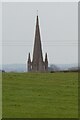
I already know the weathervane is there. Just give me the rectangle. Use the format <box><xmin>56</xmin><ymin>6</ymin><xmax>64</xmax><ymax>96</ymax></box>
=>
<box><xmin>37</xmin><ymin>10</ymin><xmax>38</xmax><ymax>16</ymax></box>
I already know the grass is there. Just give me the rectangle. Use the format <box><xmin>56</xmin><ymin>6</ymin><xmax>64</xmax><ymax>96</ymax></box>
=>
<box><xmin>0</xmin><ymin>73</ymin><xmax>2</xmax><ymax>119</ymax></box>
<box><xmin>2</xmin><ymin>72</ymin><xmax>78</xmax><ymax>118</ymax></box>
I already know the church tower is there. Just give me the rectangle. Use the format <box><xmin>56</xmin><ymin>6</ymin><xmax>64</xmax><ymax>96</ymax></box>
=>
<box><xmin>27</xmin><ymin>15</ymin><xmax>48</xmax><ymax>72</ymax></box>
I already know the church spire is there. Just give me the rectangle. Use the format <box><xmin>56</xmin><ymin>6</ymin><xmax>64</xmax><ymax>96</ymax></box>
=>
<box><xmin>32</xmin><ymin>15</ymin><xmax>44</xmax><ymax>71</ymax></box>
<box><xmin>32</xmin><ymin>15</ymin><xmax>43</xmax><ymax>63</ymax></box>
<box><xmin>27</xmin><ymin>14</ymin><xmax>48</xmax><ymax>72</ymax></box>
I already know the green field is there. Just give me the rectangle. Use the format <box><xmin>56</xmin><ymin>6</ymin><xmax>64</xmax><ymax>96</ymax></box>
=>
<box><xmin>0</xmin><ymin>73</ymin><xmax>2</xmax><ymax>119</ymax></box>
<box><xmin>2</xmin><ymin>72</ymin><xmax>78</xmax><ymax>118</ymax></box>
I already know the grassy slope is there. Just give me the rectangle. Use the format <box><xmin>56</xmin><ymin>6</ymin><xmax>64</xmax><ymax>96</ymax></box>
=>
<box><xmin>2</xmin><ymin>72</ymin><xmax>78</xmax><ymax>118</ymax></box>
<box><xmin>0</xmin><ymin>73</ymin><xmax>2</xmax><ymax>119</ymax></box>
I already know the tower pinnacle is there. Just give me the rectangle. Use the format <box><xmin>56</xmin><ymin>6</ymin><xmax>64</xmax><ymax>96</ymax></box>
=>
<box><xmin>45</xmin><ymin>53</ymin><xmax>48</xmax><ymax>71</ymax></box>
<box><xmin>27</xmin><ymin>53</ymin><xmax>31</xmax><ymax>72</ymax></box>
<box><xmin>45</xmin><ymin>53</ymin><xmax>48</xmax><ymax>62</ymax></box>
<box><xmin>28</xmin><ymin>53</ymin><xmax>31</xmax><ymax>62</ymax></box>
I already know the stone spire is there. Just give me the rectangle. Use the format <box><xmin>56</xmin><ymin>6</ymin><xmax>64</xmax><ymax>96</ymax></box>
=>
<box><xmin>27</xmin><ymin>15</ymin><xmax>48</xmax><ymax>72</ymax></box>
<box><xmin>32</xmin><ymin>15</ymin><xmax>44</xmax><ymax>71</ymax></box>
<box><xmin>33</xmin><ymin>15</ymin><xmax>43</xmax><ymax>62</ymax></box>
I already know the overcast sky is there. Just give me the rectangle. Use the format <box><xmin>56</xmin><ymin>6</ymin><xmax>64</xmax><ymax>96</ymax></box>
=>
<box><xmin>2</xmin><ymin>2</ymin><xmax>78</xmax><ymax>65</ymax></box>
